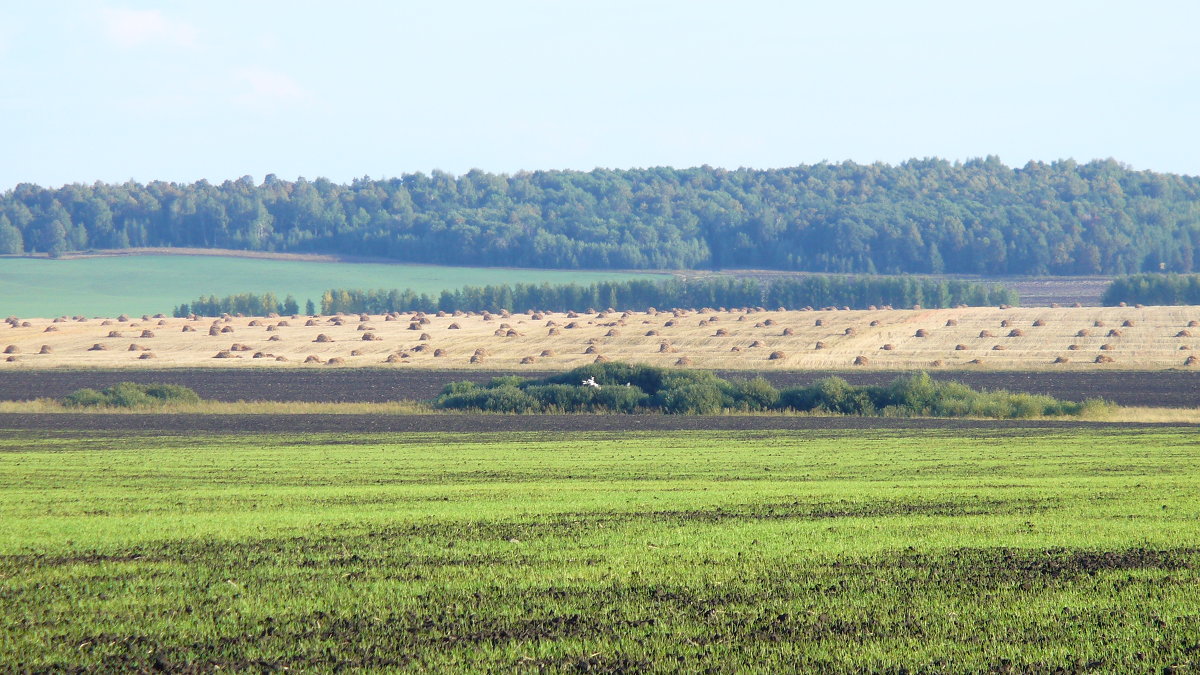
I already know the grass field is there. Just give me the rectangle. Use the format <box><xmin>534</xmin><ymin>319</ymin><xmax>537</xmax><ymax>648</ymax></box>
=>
<box><xmin>2</xmin><ymin>427</ymin><xmax>1198</xmax><ymax>671</ymax></box>
<box><xmin>0</xmin><ymin>254</ymin><xmax>665</xmax><ymax>318</ymax></box>
<box><xmin>5</xmin><ymin>304</ymin><xmax>1200</xmax><ymax>371</ymax></box>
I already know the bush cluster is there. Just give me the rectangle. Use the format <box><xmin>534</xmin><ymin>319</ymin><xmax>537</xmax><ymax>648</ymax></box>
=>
<box><xmin>1102</xmin><ymin>273</ymin><xmax>1200</xmax><ymax>306</ymax></box>
<box><xmin>433</xmin><ymin>363</ymin><xmax>1105</xmax><ymax>418</ymax></box>
<box><xmin>61</xmin><ymin>382</ymin><xmax>202</xmax><ymax>408</ymax></box>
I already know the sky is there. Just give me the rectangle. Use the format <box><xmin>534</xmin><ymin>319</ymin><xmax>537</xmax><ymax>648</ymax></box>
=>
<box><xmin>1</xmin><ymin>0</ymin><xmax>1198</xmax><ymax>189</ymax></box>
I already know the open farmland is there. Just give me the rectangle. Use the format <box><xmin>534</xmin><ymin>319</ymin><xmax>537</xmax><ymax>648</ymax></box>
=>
<box><xmin>0</xmin><ymin>253</ymin><xmax>665</xmax><ymax>318</ymax></box>
<box><xmin>2</xmin><ymin>427</ymin><xmax>1198</xmax><ymax>671</ymax></box>
<box><xmin>5</xmin><ymin>305</ymin><xmax>1200</xmax><ymax>371</ymax></box>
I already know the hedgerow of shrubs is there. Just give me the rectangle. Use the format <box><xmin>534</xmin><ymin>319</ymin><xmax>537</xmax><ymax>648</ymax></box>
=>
<box><xmin>61</xmin><ymin>382</ymin><xmax>202</xmax><ymax>408</ymax></box>
<box><xmin>433</xmin><ymin>363</ymin><xmax>1107</xmax><ymax>418</ymax></box>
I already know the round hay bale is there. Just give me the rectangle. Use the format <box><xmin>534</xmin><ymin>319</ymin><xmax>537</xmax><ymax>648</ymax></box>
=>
<box><xmin>1095</xmin><ymin>355</ymin><xmax>1114</xmax><ymax>364</ymax></box>
<box><xmin>945</xmin><ymin>319</ymin><xmax>958</xmax><ymax>326</ymax></box>
<box><xmin>768</xmin><ymin>351</ymin><xmax>786</xmax><ymax>360</ymax></box>
<box><xmin>1032</xmin><ymin>319</ymin><xmax>1047</xmax><ymax>327</ymax></box>
<box><xmin>1076</xmin><ymin>329</ymin><xmax>1090</xmax><ymax>337</ymax></box>
<box><xmin>138</xmin><ymin>352</ymin><xmax>156</xmax><ymax>360</ymax></box>
<box><xmin>43</xmin><ymin>325</ymin><xmax>57</xmax><ymax>333</ymax></box>
<box><xmin>140</xmin><ymin>330</ymin><xmax>154</xmax><ymax>338</ymax></box>
<box><xmin>220</xmin><ymin>326</ymin><xmax>234</xmax><ymax>334</ymax></box>
<box><xmin>955</xmin><ymin>344</ymin><xmax>967</xmax><ymax>351</ymax></box>
<box><xmin>520</xmin><ymin>355</ymin><xmax>536</xmax><ymax>364</ymax></box>
<box><xmin>1100</xmin><ymin>343</ymin><xmax>1114</xmax><ymax>351</ymax></box>
<box><xmin>992</xmin><ymin>344</ymin><xmax>1006</xmax><ymax>351</ymax></box>
<box><xmin>313</xmin><ymin>334</ymin><xmax>333</xmax><ymax>343</ymax></box>
<box><xmin>674</xmin><ymin>357</ymin><xmax>692</xmax><ymax>366</ymax></box>
<box><xmin>1107</xmin><ymin>329</ymin><xmax>1122</xmax><ymax>337</ymax></box>
<box><xmin>749</xmin><ymin>340</ymin><xmax>766</xmax><ymax>348</ymax></box>
<box><xmin>853</xmin><ymin>355</ymin><xmax>869</xmax><ymax>366</ymax></box>
<box><xmin>781</xmin><ymin>327</ymin><xmax>794</xmax><ymax>336</ymax></box>
<box><xmin>434</xmin><ymin>349</ymin><xmax>447</xmax><ymax>357</ymax></box>
<box><xmin>213</xmin><ymin>350</ymin><xmax>235</xmax><ymax>359</ymax></box>
<box><xmin>303</xmin><ymin>355</ymin><xmax>322</xmax><ymax>364</ymax></box>
<box><xmin>326</xmin><ymin>357</ymin><xmax>345</xmax><ymax>365</ymax></box>
<box><xmin>107</xmin><ymin>331</ymin><xmax>122</xmax><ymax>338</ymax></box>
<box><xmin>2</xmin><ymin>345</ymin><xmax>16</xmax><ymax>354</ymax></box>
<box><xmin>88</xmin><ymin>343</ymin><xmax>107</xmax><ymax>351</ymax></box>
<box><xmin>38</xmin><ymin>345</ymin><xmax>51</xmax><ymax>354</ymax></box>
<box><xmin>1185</xmin><ymin>355</ymin><xmax>1199</xmax><ymax>366</ymax></box>
<box><xmin>914</xmin><ymin>329</ymin><xmax>928</xmax><ymax>338</ymax></box>
<box><xmin>880</xmin><ymin>344</ymin><xmax>895</xmax><ymax>351</ymax></box>
<box><xmin>1053</xmin><ymin>356</ymin><xmax>1070</xmax><ymax>364</ymax></box>
<box><xmin>712</xmin><ymin>328</ymin><xmax>728</xmax><ymax>337</ymax></box>
<box><xmin>183</xmin><ymin>325</ymin><xmax>196</xmax><ymax>333</ymax></box>
<box><xmin>267</xmin><ymin>335</ymin><xmax>281</xmax><ymax>342</ymax></box>
<box><xmin>814</xmin><ymin>341</ymin><xmax>825</xmax><ymax>350</ymax></box>
<box><xmin>584</xmin><ymin>345</ymin><xmax>599</xmax><ymax>354</ymax></box>
<box><xmin>978</xmin><ymin>330</ymin><xmax>994</xmax><ymax>338</ymax></box>
<box><xmin>1122</xmin><ymin>320</ymin><xmax>1135</xmax><ymax>327</ymax></box>
<box><xmin>1007</xmin><ymin>329</ymin><xmax>1024</xmax><ymax>337</ymax></box>
<box><xmin>1068</xmin><ymin>344</ymin><xmax>1080</xmax><ymax>351</ymax></box>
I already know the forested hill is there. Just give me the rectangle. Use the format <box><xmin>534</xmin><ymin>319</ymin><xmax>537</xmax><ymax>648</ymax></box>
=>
<box><xmin>3</xmin><ymin>158</ymin><xmax>1199</xmax><ymax>275</ymax></box>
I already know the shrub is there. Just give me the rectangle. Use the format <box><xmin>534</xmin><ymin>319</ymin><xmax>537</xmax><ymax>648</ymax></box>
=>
<box><xmin>61</xmin><ymin>382</ymin><xmax>201</xmax><ymax>408</ymax></box>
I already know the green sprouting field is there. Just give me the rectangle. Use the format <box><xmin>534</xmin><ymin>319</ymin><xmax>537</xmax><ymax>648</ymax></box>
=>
<box><xmin>2</xmin><ymin>427</ymin><xmax>1199</xmax><ymax>671</ymax></box>
<box><xmin>0</xmin><ymin>255</ymin><xmax>666</xmax><ymax>318</ymax></box>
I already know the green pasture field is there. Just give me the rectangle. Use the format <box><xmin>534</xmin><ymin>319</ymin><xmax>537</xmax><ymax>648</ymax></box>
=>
<box><xmin>0</xmin><ymin>255</ymin><xmax>666</xmax><ymax>318</ymax></box>
<box><xmin>1</xmin><ymin>427</ymin><xmax>1198</xmax><ymax>671</ymax></box>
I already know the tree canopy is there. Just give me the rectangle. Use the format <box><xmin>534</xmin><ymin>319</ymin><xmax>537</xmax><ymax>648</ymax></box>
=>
<box><xmin>6</xmin><ymin>158</ymin><xmax>1200</xmax><ymax>274</ymax></box>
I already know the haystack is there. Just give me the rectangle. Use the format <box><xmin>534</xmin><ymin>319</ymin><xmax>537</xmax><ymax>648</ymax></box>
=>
<box><xmin>749</xmin><ymin>340</ymin><xmax>766</xmax><ymax>348</ymax></box>
<box><xmin>945</xmin><ymin>319</ymin><xmax>958</xmax><ymax>326</ymax></box>
<box><xmin>1122</xmin><ymin>320</ymin><xmax>1135</xmax><ymax>327</ymax></box>
<box><xmin>313</xmin><ymin>334</ymin><xmax>333</xmax><ymax>343</ymax></box>
<box><xmin>419</xmin><ymin>333</ymin><xmax>431</xmax><ymax>341</ymax></box>
<box><xmin>140</xmin><ymin>330</ymin><xmax>154</xmax><ymax>338</ymax></box>
<box><xmin>1177</xmin><ymin>330</ymin><xmax>1193</xmax><ymax>338</ymax></box>
<box><xmin>914</xmin><ymin>329</ymin><xmax>928</xmax><ymax>338</ymax></box>
<box><xmin>43</xmin><ymin>325</ymin><xmax>57</xmax><ymax>332</ymax></box>
<box><xmin>2</xmin><ymin>345</ymin><xmax>16</xmax><ymax>354</ymax></box>
<box><xmin>540</xmin><ymin>349</ymin><xmax>555</xmax><ymax>357</ymax></box>
<box><xmin>645</xmin><ymin>330</ymin><xmax>659</xmax><ymax>336</ymax></box>
<box><xmin>1076</xmin><ymin>329</ymin><xmax>1090</xmax><ymax>337</ymax></box>
<box><xmin>469</xmin><ymin>354</ymin><xmax>485</xmax><ymax>364</ymax></box>
<box><xmin>978</xmin><ymin>330</ymin><xmax>994</xmax><ymax>338</ymax></box>
<box><xmin>1107</xmin><ymin>329</ymin><xmax>1122</xmax><ymax>337</ymax></box>
<box><xmin>992</xmin><ymin>345</ymin><xmax>1006</xmax><ymax>351</ymax></box>
<box><xmin>584</xmin><ymin>345</ymin><xmax>599</xmax><ymax>354</ymax></box>
<box><xmin>38</xmin><ymin>345</ymin><xmax>51</xmax><ymax>354</ymax></box>
<box><xmin>880</xmin><ymin>344</ymin><xmax>895</xmax><ymax>351</ymax></box>
<box><xmin>768</xmin><ymin>351</ymin><xmax>786</xmax><ymax>360</ymax></box>
<box><xmin>674</xmin><ymin>357</ymin><xmax>692</xmax><ymax>366</ymax></box>
<box><xmin>362</xmin><ymin>332</ymin><xmax>380</xmax><ymax>341</ymax></box>
<box><xmin>955</xmin><ymin>344</ymin><xmax>967</xmax><ymax>350</ymax></box>
<box><xmin>182</xmin><ymin>325</ymin><xmax>196</xmax><ymax>333</ymax></box>
<box><xmin>1067</xmin><ymin>344</ymin><xmax>1080</xmax><ymax>351</ymax></box>
<box><xmin>267</xmin><ymin>335</ymin><xmax>281</xmax><ymax>342</ymax></box>
<box><xmin>138</xmin><ymin>352</ymin><xmax>156</xmax><ymax>360</ymax></box>
<box><xmin>520</xmin><ymin>356</ymin><xmax>536</xmax><ymax>364</ymax></box>
<box><xmin>1007</xmin><ymin>329</ymin><xmax>1024</xmax><ymax>337</ymax></box>
<box><xmin>782</xmin><ymin>327</ymin><xmax>794</xmax><ymax>336</ymax></box>
<box><xmin>844</xmin><ymin>327</ymin><xmax>856</xmax><ymax>336</ymax></box>
<box><xmin>712</xmin><ymin>328</ymin><xmax>728</xmax><ymax>337</ymax></box>
<box><xmin>87</xmin><ymin>344</ymin><xmax>107</xmax><ymax>351</ymax></box>
<box><xmin>1053</xmin><ymin>356</ymin><xmax>1070</xmax><ymax>364</ymax></box>
<box><xmin>1032</xmin><ymin>319</ymin><xmax>1047</xmax><ymax>327</ymax></box>
<box><xmin>326</xmin><ymin>357</ymin><xmax>345</xmax><ymax>366</ymax></box>
<box><xmin>220</xmin><ymin>326</ymin><xmax>234</xmax><ymax>333</ymax></box>
<box><xmin>548</xmin><ymin>328</ymin><xmax>560</xmax><ymax>336</ymax></box>
<box><xmin>434</xmin><ymin>349</ymin><xmax>447</xmax><ymax>357</ymax></box>
<box><xmin>107</xmin><ymin>331</ymin><xmax>122</xmax><ymax>338</ymax></box>
<box><xmin>594</xmin><ymin>355</ymin><xmax>609</xmax><ymax>363</ymax></box>
<box><xmin>213</xmin><ymin>350</ymin><xmax>235</xmax><ymax>359</ymax></box>
<box><xmin>303</xmin><ymin>355</ymin><xmax>322</xmax><ymax>364</ymax></box>
<box><xmin>869</xmin><ymin>320</ymin><xmax>880</xmax><ymax>326</ymax></box>
<box><xmin>658</xmin><ymin>343</ymin><xmax>675</xmax><ymax>353</ymax></box>
<box><xmin>814</xmin><ymin>341</ymin><xmax>826</xmax><ymax>349</ymax></box>
<box><xmin>1100</xmin><ymin>343</ymin><xmax>1114</xmax><ymax>351</ymax></box>
<box><xmin>814</xmin><ymin>319</ymin><xmax>824</xmax><ymax>327</ymax></box>
<box><xmin>1095</xmin><ymin>355</ymin><xmax>1114</xmax><ymax>364</ymax></box>
<box><xmin>1185</xmin><ymin>355</ymin><xmax>1199</xmax><ymax>366</ymax></box>
<box><xmin>853</xmin><ymin>355</ymin><xmax>869</xmax><ymax>366</ymax></box>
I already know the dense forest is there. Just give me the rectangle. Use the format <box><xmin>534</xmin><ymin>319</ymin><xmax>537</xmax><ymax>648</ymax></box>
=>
<box><xmin>1101</xmin><ymin>274</ymin><xmax>1200</xmax><ymax>306</ymax></box>
<box><xmin>5</xmin><ymin>158</ymin><xmax>1200</xmax><ymax>275</ymax></box>
<box><xmin>175</xmin><ymin>276</ymin><xmax>1016</xmax><ymax>317</ymax></box>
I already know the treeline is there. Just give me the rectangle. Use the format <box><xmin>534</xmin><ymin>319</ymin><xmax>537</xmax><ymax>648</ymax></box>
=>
<box><xmin>1102</xmin><ymin>273</ymin><xmax>1200</xmax><ymax>306</ymax></box>
<box><xmin>434</xmin><ymin>363</ymin><xmax>1104</xmax><ymax>418</ymax></box>
<box><xmin>174</xmin><ymin>293</ymin><xmax>304</xmax><ymax>318</ymax></box>
<box><xmin>5</xmin><ymin>158</ymin><xmax>1200</xmax><ymax>275</ymax></box>
<box><xmin>175</xmin><ymin>276</ymin><xmax>1014</xmax><ymax>317</ymax></box>
<box><xmin>316</xmin><ymin>276</ymin><xmax>1015</xmax><ymax>315</ymax></box>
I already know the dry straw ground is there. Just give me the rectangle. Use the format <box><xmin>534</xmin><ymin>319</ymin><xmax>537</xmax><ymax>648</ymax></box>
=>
<box><xmin>4</xmin><ymin>306</ymin><xmax>1200</xmax><ymax>371</ymax></box>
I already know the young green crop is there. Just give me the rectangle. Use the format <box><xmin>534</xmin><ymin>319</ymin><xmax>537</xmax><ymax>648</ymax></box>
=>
<box><xmin>0</xmin><ymin>427</ymin><xmax>1197</xmax><ymax>671</ymax></box>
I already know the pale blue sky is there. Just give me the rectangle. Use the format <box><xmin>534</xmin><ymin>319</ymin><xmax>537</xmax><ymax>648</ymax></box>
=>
<box><xmin>2</xmin><ymin>0</ymin><xmax>1197</xmax><ymax>189</ymax></box>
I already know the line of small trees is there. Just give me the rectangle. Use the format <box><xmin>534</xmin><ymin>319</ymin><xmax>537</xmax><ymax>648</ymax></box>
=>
<box><xmin>316</xmin><ymin>276</ymin><xmax>1016</xmax><ymax>315</ymax></box>
<box><xmin>173</xmin><ymin>293</ymin><xmax>304</xmax><ymax>317</ymax></box>
<box><xmin>1102</xmin><ymin>273</ymin><xmax>1200</xmax><ymax>306</ymax></box>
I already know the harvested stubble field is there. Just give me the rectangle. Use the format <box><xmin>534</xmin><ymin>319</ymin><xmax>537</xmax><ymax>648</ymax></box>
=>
<box><xmin>5</xmin><ymin>305</ymin><xmax>1200</xmax><ymax>372</ymax></box>
<box><xmin>2</xmin><ymin>427</ymin><xmax>1198</xmax><ymax>671</ymax></box>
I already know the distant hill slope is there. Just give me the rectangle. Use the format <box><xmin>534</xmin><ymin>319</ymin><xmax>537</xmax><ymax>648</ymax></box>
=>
<box><xmin>3</xmin><ymin>158</ymin><xmax>1199</xmax><ymax>275</ymax></box>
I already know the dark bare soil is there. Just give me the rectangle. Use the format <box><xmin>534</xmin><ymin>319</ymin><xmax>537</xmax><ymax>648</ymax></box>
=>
<box><xmin>2</xmin><ymin>368</ymin><xmax>1197</xmax><ymax>407</ymax></box>
<box><xmin>0</xmin><ymin>412</ymin><xmax>1192</xmax><ymax>435</ymax></box>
